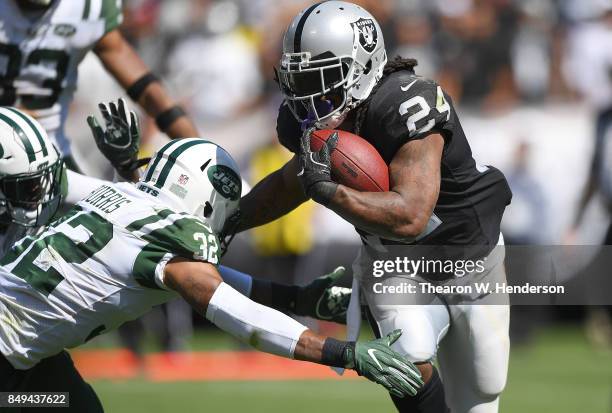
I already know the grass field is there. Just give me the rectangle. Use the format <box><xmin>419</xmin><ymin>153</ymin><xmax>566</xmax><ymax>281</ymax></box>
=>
<box><xmin>90</xmin><ymin>325</ymin><xmax>612</xmax><ymax>413</ymax></box>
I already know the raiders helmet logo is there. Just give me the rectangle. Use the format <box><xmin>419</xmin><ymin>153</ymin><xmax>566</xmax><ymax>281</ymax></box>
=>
<box><xmin>351</xmin><ymin>18</ymin><xmax>378</xmax><ymax>53</ymax></box>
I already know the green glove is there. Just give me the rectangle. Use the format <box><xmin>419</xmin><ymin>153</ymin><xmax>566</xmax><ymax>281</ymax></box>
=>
<box><xmin>293</xmin><ymin>266</ymin><xmax>351</xmax><ymax>324</ymax></box>
<box><xmin>348</xmin><ymin>330</ymin><xmax>423</xmax><ymax>398</ymax></box>
<box><xmin>87</xmin><ymin>98</ymin><xmax>142</xmax><ymax>180</ymax></box>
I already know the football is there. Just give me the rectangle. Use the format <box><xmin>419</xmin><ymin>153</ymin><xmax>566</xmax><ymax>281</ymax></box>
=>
<box><xmin>309</xmin><ymin>129</ymin><xmax>390</xmax><ymax>192</ymax></box>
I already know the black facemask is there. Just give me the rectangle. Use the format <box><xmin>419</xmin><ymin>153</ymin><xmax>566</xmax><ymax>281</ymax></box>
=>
<box><xmin>15</xmin><ymin>0</ymin><xmax>55</xmax><ymax>12</ymax></box>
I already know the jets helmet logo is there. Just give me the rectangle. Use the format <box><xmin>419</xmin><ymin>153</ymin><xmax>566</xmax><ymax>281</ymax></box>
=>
<box><xmin>207</xmin><ymin>165</ymin><xmax>241</xmax><ymax>201</ymax></box>
<box><xmin>351</xmin><ymin>18</ymin><xmax>378</xmax><ymax>53</ymax></box>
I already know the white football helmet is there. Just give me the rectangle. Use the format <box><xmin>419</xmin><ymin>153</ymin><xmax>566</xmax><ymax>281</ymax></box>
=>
<box><xmin>0</xmin><ymin>107</ymin><xmax>64</xmax><ymax>227</ymax></box>
<box><xmin>276</xmin><ymin>1</ymin><xmax>387</xmax><ymax>128</ymax></box>
<box><xmin>139</xmin><ymin>138</ymin><xmax>241</xmax><ymax>235</ymax></box>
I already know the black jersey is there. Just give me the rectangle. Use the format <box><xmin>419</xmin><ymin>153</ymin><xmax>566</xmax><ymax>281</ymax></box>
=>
<box><xmin>277</xmin><ymin>70</ymin><xmax>512</xmax><ymax>251</ymax></box>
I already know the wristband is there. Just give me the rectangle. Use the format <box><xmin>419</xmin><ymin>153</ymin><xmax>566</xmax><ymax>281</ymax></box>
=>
<box><xmin>321</xmin><ymin>337</ymin><xmax>355</xmax><ymax>368</ymax></box>
<box><xmin>309</xmin><ymin>181</ymin><xmax>338</xmax><ymax>206</ymax></box>
<box><xmin>155</xmin><ymin>106</ymin><xmax>187</xmax><ymax>132</ymax></box>
<box><xmin>126</xmin><ymin>72</ymin><xmax>159</xmax><ymax>101</ymax></box>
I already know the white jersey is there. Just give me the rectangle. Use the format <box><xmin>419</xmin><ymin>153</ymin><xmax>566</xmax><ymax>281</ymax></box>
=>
<box><xmin>0</xmin><ymin>182</ymin><xmax>219</xmax><ymax>369</ymax></box>
<box><xmin>0</xmin><ymin>0</ymin><xmax>123</xmax><ymax>155</ymax></box>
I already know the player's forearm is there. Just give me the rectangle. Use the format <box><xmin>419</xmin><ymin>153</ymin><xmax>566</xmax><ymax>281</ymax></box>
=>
<box><xmin>328</xmin><ymin>185</ymin><xmax>431</xmax><ymax>240</ymax></box>
<box><xmin>137</xmin><ymin>83</ymin><xmax>198</xmax><ymax>139</ymax></box>
<box><xmin>63</xmin><ymin>170</ymin><xmax>108</xmax><ymax>206</ymax></box>
<box><xmin>204</xmin><ymin>282</ymin><xmax>350</xmax><ymax>365</ymax></box>
<box><xmin>237</xmin><ymin>158</ymin><xmax>306</xmax><ymax>232</ymax></box>
<box><xmin>95</xmin><ymin>30</ymin><xmax>198</xmax><ymax>139</ymax></box>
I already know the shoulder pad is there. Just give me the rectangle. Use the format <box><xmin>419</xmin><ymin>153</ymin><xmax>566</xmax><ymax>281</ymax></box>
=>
<box><xmin>366</xmin><ymin>72</ymin><xmax>452</xmax><ymax>145</ymax></box>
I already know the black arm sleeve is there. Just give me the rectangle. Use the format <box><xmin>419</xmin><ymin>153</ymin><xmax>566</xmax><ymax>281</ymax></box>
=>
<box><xmin>276</xmin><ymin>102</ymin><xmax>302</xmax><ymax>154</ymax></box>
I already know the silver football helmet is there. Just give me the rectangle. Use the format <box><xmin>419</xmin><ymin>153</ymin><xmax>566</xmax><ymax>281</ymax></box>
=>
<box><xmin>276</xmin><ymin>1</ymin><xmax>387</xmax><ymax>128</ymax></box>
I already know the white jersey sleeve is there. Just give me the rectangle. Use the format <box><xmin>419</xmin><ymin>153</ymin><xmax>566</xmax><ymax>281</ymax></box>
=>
<box><xmin>0</xmin><ymin>182</ymin><xmax>219</xmax><ymax>369</ymax></box>
<box><xmin>63</xmin><ymin>169</ymin><xmax>108</xmax><ymax>205</ymax></box>
<box><xmin>0</xmin><ymin>0</ymin><xmax>123</xmax><ymax>156</ymax></box>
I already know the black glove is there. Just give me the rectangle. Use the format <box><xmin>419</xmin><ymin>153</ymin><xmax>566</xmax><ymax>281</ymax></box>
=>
<box><xmin>297</xmin><ymin>127</ymin><xmax>339</xmax><ymax>205</ymax></box>
<box><xmin>87</xmin><ymin>98</ymin><xmax>145</xmax><ymax>180</ymax></box>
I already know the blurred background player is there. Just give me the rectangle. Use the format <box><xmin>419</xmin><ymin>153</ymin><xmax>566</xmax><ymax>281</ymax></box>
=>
<box><xmin>0</xmin><ymin>0</ymin><xmax>198</xmax><ymax>174</ymax></box>
<box><xmin>563</xmin><ymin>2</ymin><xmax>612</xmax><ymax>348</ymax></box>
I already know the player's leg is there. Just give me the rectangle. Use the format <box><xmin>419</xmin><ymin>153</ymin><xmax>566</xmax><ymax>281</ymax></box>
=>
<box><xmin>18</xmin><ymin>351</ymin><xmax>104</xmax><ymax>413</ymax></box>
<box><xmin>437</xmin><ymin>304</ymin><xmax>510</xmax><ymax>413</ymax></box>
<box><xmin>364</xmin><ymin>284</ymin><xmax>451</xmax><ymax>413</ymax></box>
<box><xmin>436</xmin><ymin>242</ymin><xmax>510</xmax><ymax>413</ymax></box>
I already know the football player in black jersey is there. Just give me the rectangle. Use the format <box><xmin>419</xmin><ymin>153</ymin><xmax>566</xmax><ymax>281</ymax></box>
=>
<box><xmin>231</xmin><ymin>2</ymin><xmax>512</xmax><ymax>413</ymax></box>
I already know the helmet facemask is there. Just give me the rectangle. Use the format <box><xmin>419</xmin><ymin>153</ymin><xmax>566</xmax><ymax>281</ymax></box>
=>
<box><xmin>15</xmin><ymin>0</ymin><xmax>55</xmax><ymax>11</ymax></box>
<box><xmin>278</xmin><ymin>1</ymin><xmax>388</xmax><ymax>129</ymax></box>
<box><xmin>0</xmin><ymin>158</ymin><xmax>64</xmax><ymax>227</ymax></box>
<box><xmin>276</xmin><ymin>51</ymin><xmax>359</xmax><ymax>129</ymax></box>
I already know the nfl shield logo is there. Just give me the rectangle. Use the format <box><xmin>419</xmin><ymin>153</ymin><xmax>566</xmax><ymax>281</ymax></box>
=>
<box><xmin>178</xmin><ymin>174</ymin><xmax>189</xmax><ymax>185</ymax></box>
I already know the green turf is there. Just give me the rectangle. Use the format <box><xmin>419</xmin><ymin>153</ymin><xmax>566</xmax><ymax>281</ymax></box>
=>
<box><xmin>91</xmin><ymin>325</ymin><xmax>612</xmax><ymax>413</ymax></box>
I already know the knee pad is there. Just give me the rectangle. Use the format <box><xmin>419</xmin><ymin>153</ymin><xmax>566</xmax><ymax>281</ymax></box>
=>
<box><xmin>372</xmin><ymin>305</ymin><xmax>450</xmax><ymax>363</ymax></box>
<box><xmin>474</xmin><ymin>362</ymin><xmax>507</xmax><ymax>400</ymax></box>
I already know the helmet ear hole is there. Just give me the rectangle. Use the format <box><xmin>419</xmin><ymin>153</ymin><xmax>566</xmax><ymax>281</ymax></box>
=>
<box><xmin>204</xmin><ymin>201</ymin><xmax>213</xmax><ymax>218</ymax></box>
<box><xmin>363</xmin><ymin>59</ymin><xmax>372</xmax><ymax>75</ymax></box>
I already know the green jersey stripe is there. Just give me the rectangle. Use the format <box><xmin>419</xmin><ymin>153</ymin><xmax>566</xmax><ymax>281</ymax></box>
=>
<box><xmin>132</xmin><ymin>217</ymin><xmax>217</xmax><ymax>289</ymax></box>
<box><xmin>125</xmin><ymin>208</ymin><xmax>175</xmax><ymax>233</ymax></box>
<box><xmin>5</xmin><ymin>107</ymin><xmax>48</xmax><ymax>157</ymax></box>
<box><xmin>144</xmin><ymin>140</ymin><xmax>178</xmax><ymax>182</ymax></box>
<box><xmin>154</xmin><ymin>140</ymin><xmax>208</xmax><ymax>189</ymax></box>
<box><xmin>132</xmin><ymin>248</ymin><xmax>170</xmax><ymax>290</ymax></box>
<box><xmin>0</xmin><ymin>113</ymin><xmax>35</xmax><ymax>163</ymax></box>
<box><xmin>82</xmin><ymin>0</ymin><xmax>91</xmax><ymax>19</ymax></box>
<box><xmin>100</xmin><ymin>0</ymin><xmax>123</xmax><ymax>33</ymax></box>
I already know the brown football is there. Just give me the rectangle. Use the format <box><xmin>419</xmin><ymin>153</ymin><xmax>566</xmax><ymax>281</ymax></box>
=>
<box><xmin>309</xmin><ymin>129</ymin><xmax>389</xmax><ymax>192</ymax></box>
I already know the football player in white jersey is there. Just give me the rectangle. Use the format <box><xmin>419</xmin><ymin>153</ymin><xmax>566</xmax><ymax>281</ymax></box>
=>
<box><xmin>0</xmin><ymin>134</ymin><xmax>423</xmax><ymax>412</ymax></box>
<box><xmin>0</xmin><ymin>0</ymin><xmax>198</xmax><ymax>174</ymax></box>
<box><xmin>0</xmin><ymin>101</ymin><xmax>355</xmax><ymax>324</ymax></box>
<box><xmin>0</xmin><ymin>105</ymin><xmax>109</xmax><ymax>255</ymax></box>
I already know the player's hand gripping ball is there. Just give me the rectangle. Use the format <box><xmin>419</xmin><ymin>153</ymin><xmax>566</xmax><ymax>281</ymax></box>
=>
<box><xmin>297</xmin><ymin>127</ymin><xmax>390</xmax><ymax>205</ymax></box>
<box><xmin>309</xmin><ymin>129</ymin><xmax>389</xmax><ymax>192</ymax></box>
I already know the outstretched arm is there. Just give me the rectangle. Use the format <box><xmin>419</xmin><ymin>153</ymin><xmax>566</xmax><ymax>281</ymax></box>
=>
<box><xmin>94</xmin><ymin>29</ymin><xmax>198</xmax><ymax>139</ymax></box>
<box><xmin>218</xmin><ymin>265</ymin><xmax>350</xmax><ymax>324</ymax></box>
<box><xmin>236</xmin><ymin>156</ymin><xmax>307</xmax><ymax>232</ymax></box>
<box><xmin>163</xmin><ymin>258</ymin><xmax>422</xmax><ymax>397</ymax></box>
